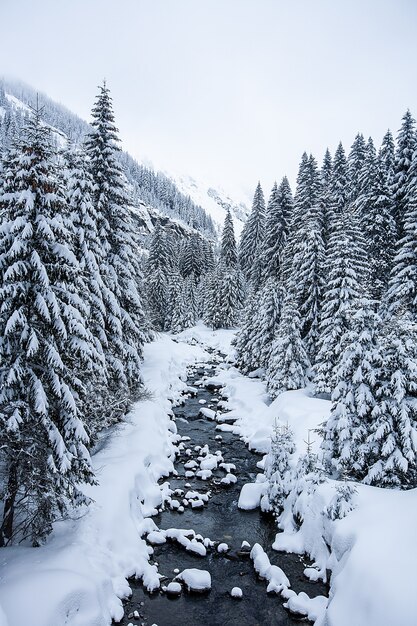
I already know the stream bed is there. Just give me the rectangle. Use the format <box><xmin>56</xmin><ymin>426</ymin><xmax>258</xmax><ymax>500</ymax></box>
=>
<box><xmin>119</xmin><ymin>359</ymin><xmax>328</xmax><ymax>626</ymax></box>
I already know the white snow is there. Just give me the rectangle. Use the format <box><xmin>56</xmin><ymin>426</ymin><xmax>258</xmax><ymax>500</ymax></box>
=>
<box><xmin>166</xmin><ymin>582</ymin><xmax>182</xmax><ymax>596</ymax></box>
<box><xmin>220</xmin><ymin>473</ymin><xmax>237</xmax><ymax>485</ymax></box>
<box><xmin>217</xmin><ymin>542</ymin><xmax>229</xmax><ymax>553</ymax></box>
<box><xmin>230</xmin><ymin>587</ymin><xmax>243</xmax><ymax>598</ymax></box>
<box><xmin>199</xmin><ymin>407</ymin><xmax>217</xmax><ymax>420</ymax></box>
<box><xmin>2</xmin><ymin>326</ymin><xmax>416</xmax><ymax>626</ymax></box>
<box><xmin>0</xmin><ymin>334</ymin><xmax>208</xmax><ymax>626</ymax></box>
<box><xmin>238</xmin><ymin>482</ymin><xmax>267</xmax><ymax>510</ymax></box>
<box><xmin>250</xmin><ymin>544</ymin><xmax>290</xmax><ymax>594</ymax></box>
<box><xmin>177</xmin><ymin>568</ymin><xmax>211</xmax><ymax>593</ymax></box>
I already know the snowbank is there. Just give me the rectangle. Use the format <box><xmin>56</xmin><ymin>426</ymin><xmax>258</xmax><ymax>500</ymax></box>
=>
<box><xmin>174</xmin><ymin>322</ymin><xmax>237</xmax><ymax>359</ymax></box>
<box><xmin>0</xmin><ymin>335</ymin><xmax>208</xmax><ymax>626</ymax></box>
<box><xmin>208</xmin><ymin>339</ymin><xmax>417</xmax><ymax>626</ymax></box>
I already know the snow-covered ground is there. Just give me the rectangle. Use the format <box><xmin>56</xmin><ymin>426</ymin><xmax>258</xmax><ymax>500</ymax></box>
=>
<box><xmin>0</xmin><ymin>334</ymin><xmax>209</xmax><ymax>626</ymax></box>
<box><xmin>1</xmin><ymin>325</ymin><xmax>416</xmax><ymax>626</ymax></box>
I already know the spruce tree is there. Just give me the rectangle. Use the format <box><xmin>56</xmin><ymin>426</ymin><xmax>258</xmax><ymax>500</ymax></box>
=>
<box><xmin>220</xmin><ymin>208</ymin><xmax>238</xmax><ymax>268</ymax></box>
<box><xmin>314</xmin><ymin>209</ymin><xmax>368</xmax><ymax>395</ymax></box>
<box><xmin>85</xmin><ymin>82</ymin><xmax>146</xmax><ymax>408</ymax></box>
<box><xmin>264</xmin><ymin>424</ymin><xmax>296</xmax><ymax>513</ymax></box>
<box><xmin>364</xmin><ymin>315</ymin><xmax>417</xmax><ymax>487</ymax></box>
<box><xmin>64</xmin><ymin>146</ymin><xmax>109</xmax><ymax>433</ymax></box>
<box><xmin>321</xmin><ymin>301</ymin><xmax>382</xmax><ymax>479</ymax></box>
<box><xmin>261</xmin><ymin>179</ymin><xmax>292</xmax><ymax>281</ymax></box>
<box><xmin>386</xmin><ymin>175</ymin><xmax>417</xmax><ymax>317</ymax></box>
<box><xmin>239</xmin><ymin>181</ymin><xmax>265</xmax><ymax>288</ymax></box>
<box><xmin>348</xmin><ymin>133</ymin><xmax>366</xmax><ymax>201</ymax></box>
<box><xmin>0</xmin><ymin>110</ymin><xmax>96</xmax><ymax>545</ymax></box>
<box><xmin>379</xmin><ymin>129</ymin><xmax>395</xmax><ymax>186</ymax></box>
<box><xmin>267</xmin><ymin>297</ymin><xmax>311</xmax><ymax>398</ymax></box>
<box><xmin>287</xmin><ymin>155</ymin><xmax>324</xmax><ymax>359</ymax></box>
<box><xmin>146</xmin><ymin>221</ymin><xmax>170</xmax><ymax>329</ymax></box>
<box><xmin>393</xmin><ymin>109</ymin><xmax>416</xmax><ymax>237</ymax></box>
<box><xmin>363</xmin><ymin>154</ymin><xmax>397</xmax><ymax>301</ymax></box>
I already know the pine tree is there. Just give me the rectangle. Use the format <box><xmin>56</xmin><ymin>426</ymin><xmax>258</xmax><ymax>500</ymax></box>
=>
<box><xmin>314</xmin><ymin>209</ymin><xmax>368</xmax><ymax>395</ymax></box>
<box><xmin>239</xmin><ymin>181</ymin><xmax>265</xmax><ymax>287</ymax></box>
<box><xmin>386</xmin><ymin>177</ymin><xmax>417</xmax><ymax>317</ymax></box>
<box><xmin>233</xmin><ymin>292</ymin><xmax>259</xmax><ymax>372</ymax></box>
<box><xmin>146</xmin><ymin>221</ymin><xmax>170</xmax><ymax>329</ymax></box>
<box><xmin>379</xmin><ymin>129</ymin><xmax>395</xmax><ymax>186</ymax></box>
<box><xmin>393</xmin><ymin>110</ymin><xmax>416</xmax><ymax>237</ymax></box>
<box><xmin>363</xmin><ymin>154</ymin><xmax>397</xmax><ymax>301</ymax></box>
<box><xmin>246</xmin><ymin>277</ymin><xmax>284</xmax><ymax>370</ymax></box>
<box><xmin>348</xmin><ymin>133</ymin><xmax>366</xmax><ymax>201</ymax></box>
<box><xmin>287</xmin><ymin>155</ymin><xmax>324</xmax><ymax>359</ymax></box>
<box><xmin>264</xmin><ymin>424</ymin><xmax>296</xmax><ymax>513</ymax></box>
<box><xmin>64</xmin><ymin>146</ymin><xmax>109</xmax><ymax>433</ymax></box>
<box><xmin>220</xmin><ymin>208</ymin><xmax>238</xmax><ymax>268</ymax></box>
<box><xmin>267</xmin><ymin>297</ymin><xmax>311</xmax><ymax>398</ymax></box>
<box><xmin>364</xmin><ymin>315</ymin><xmax>417</xmax><ymax>487</ymax></box>
<box><xmin>321</xmin><ymin>301</ymin><xmax>382</xmax><ymax>479</ymax></box>
<box><xmin>0</xmin><ymin>110</ymin><xmax>96</xmax><ymax>545</ymax></box>
<box><xmin>261</xmin><ymin>179</ymin><xmax>291</xmax><ymax>281</ymax></box>
<box><xmin>85</xmin><ymin>81</ymin><xmax>146</xmax><ymax>408</ymax></box>
<box><xmin>204</xmin><ymin>211</ymin><xmax>244</xmax><ymax>330</ymax></box>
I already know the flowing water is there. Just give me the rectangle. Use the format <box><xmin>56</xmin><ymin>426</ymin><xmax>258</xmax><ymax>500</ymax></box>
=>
<box><xmin>119</xmin><ymin>360</ymin><xmax>328</xmax><ymax>626</ymax></box>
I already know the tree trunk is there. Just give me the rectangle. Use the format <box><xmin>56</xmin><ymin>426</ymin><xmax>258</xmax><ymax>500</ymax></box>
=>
<box><xmin>0</xmin><ymin>460</ymin><xmax>18</xmax><ymax>546</ymax></box>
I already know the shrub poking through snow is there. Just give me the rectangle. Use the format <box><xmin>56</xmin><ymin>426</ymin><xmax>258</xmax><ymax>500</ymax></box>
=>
<box><xmin>325</xmin><ymin>481</ymin><xmax>358</xmax><ymax>521</ymax></box>
<box><xmin>263</xmin><ymin>423</ymin><xmax>296</xmax><ymax>513</ymax></box>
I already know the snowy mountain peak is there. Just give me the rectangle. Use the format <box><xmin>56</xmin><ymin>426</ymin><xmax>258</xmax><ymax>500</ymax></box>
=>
<box><xmin>165</xmin><ymin>171</ymin><xmax>250</xmax><ymax>237</ymax></box>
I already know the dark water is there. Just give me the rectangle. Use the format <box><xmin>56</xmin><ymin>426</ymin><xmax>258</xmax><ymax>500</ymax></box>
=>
<box><xmin>119</xmin><ymin>362</ymin><xmax>327</xmax><ymax>626</ymax></box>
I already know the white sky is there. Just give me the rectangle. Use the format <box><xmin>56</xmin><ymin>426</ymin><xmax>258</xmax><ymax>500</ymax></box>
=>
<box><xmin>1</xmin><ymin>0</ymin><xmax>417</xmax><ymax>200</ymax></box>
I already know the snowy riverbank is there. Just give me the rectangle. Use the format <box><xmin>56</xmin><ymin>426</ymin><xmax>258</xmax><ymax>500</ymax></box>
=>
<box><xmin>180</xmin><ymin>326</ymin><xmax>417</xmax><ymax>626</ymax></box>
<box><xmin>0</xmin><ymin>334</ymin><xmax>209</xmax><ymax>626</ymax></box>
<box><xmin>0</xmin><ymin>325</ymin><xmax>416</xmax><ymax>626</ymax></box>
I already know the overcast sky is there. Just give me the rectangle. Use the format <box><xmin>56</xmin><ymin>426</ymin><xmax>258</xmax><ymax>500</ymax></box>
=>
<box><xmin>1</xmin><ymin>0</ymin><xmax>417</xmax><ymax>200</ymax></box>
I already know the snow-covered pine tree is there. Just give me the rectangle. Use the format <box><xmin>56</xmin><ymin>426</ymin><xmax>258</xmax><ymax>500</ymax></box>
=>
<box><xmin>348</xmin><ymin>133</ymin><xmax>366</xmax><ymax>201</ymax></box>
<box><xmin>260</xmin><ymin>180</ymin><xmax>290</xmax><ymax>282</ymax></box>
<box><xmin>0</xmin><ymin>109</ymin><xmax>96</xmax><ymax>545</ymax></box>
<box><xmin>281</xmin><ymin>153</ymin><xmax>310</xmax><ymax>284</ymax></box>
<box><xmin>64</xmin><ymin>145</ymin><xmax>110</xmax><ymax>433</ymax></box>
<box><xmin>385</xmin><ymin>166</ymin><xmax>417</xmax><ymax>317</ymax></box>
<box><xmin>321</xmin><ymin>300</ymin><xmax>382</xmax><ymax>479</ymax></box>
<box><xmin>362</xmin><ymin>154</ymin><xmax>397</xmax><ymax>301</ymax></box>
<box><xmin>318</xmin><ymin>148</ymin><xmax>333</xmax><ymax>283</ymax></box>
<box><xmin>267</xmin><ymin>296</ymin><xmax>311</xmax><ymax>398</ymax></box>
<box><xmin>392</xmin><ymin>109</ymin><xmax>416</xmax><ymax>238</ymax></box>
<box><xmin>379</xmin><ymin>129</ymin><xmax>395</xmax><ymax>186</ymax></box>
<box><xmin>220</xmin><ymin>208</ymin><xmax>238</xmax><ymax>268</ymax></box>
<box><xmin>181</xmin><ymin>234</ymin><xmax>205</xmax><ymax>279</ymax></box>
<box><xmin>263</xmin><ymin>423</ymin><xmax>296</xmax><ymax>513</ymax></box>
<box><xmin>287</xmin><ymin>154</ymin><xmax>324</xmax><ymax>359</ymax></box>
<box><xmin>145</xmin><ymin>221</ymin><xmax>170</xmax><ymax>329</ymax></box>
<box><xmin>314</xmin><ymin>207</ymin><xmax>369</xmax><ymax>395</ymax></box>
<box><xmin>233</xmin><ymin>291</ymin><xmax>259</xmax><ymax>373</ymax></box>
<box><xmin>239</xmin><ymin>181</ymin><xmax>265</xmax><ymax>288</ymax></box>
<box><xmin>85</xmin><ymin>81</ymin><xmax>146</xmax><ymax>409</ymax></box>
<box><xmin>364</xmin><ymin>314</ymin><xmax>417</xmax><ymax>487</ymax></box>
<box><xmin>244</xmin><ymin>277</ymin><xmax>285</xmax><ymax>371</ymax></box>
<box><xmin>205</xmin><ymin>209</ymin><xmax>244</xmax><ymax>330</ymax></box>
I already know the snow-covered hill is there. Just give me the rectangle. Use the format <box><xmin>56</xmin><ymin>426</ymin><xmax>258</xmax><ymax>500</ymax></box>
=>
<box><xmin>167</xmin><ymin>171</ymin><xmax>250</xmax><ymax>237</ymax></box>
<box><xmin>0</xmin><ymin>79</ymin><xmax>249</xmax><ymax>242</ymax></box>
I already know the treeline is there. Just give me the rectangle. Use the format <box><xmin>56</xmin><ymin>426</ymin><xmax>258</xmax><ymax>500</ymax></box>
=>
<box><xmin>0</xmin><ymin>83</ymin><xmax>150</xmax><ymax>545</ymax></box>
<box><xmin>234</xmin><ymin>112</ymin><xmax>417</xmax><ymax>489</ymax></box>
<box><xmin>0</xmin><ymin>79</ymin><xmax>215</xmax><ymax>237</ymax></box>
<box><xmin>144</xmin><ymin>205</ymin><xmax>244</xmax><ymax>332</ymax></box>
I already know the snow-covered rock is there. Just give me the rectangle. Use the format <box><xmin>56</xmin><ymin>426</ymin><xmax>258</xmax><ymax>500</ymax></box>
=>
<box><xmin>231</xmin><ymin>587</ymin><xmax>243</xmax><ymax>599</ymax></box>
<box><xmin>177</xmin><ymin>569</ymin><xmax>212</xmax><ymax>593</ymax></box>
<box><xmin>238</xmin><ymin>482</ymin><xmax>267</xmax><ymax>510</ymax></box>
